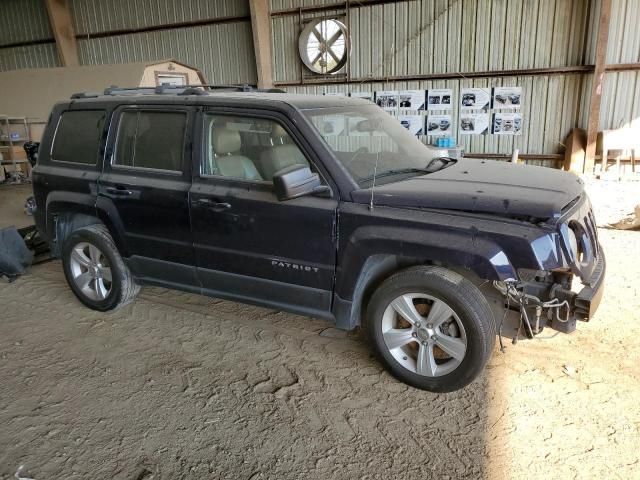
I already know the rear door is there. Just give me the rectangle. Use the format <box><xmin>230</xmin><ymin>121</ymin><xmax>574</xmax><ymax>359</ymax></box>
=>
<box><xmin>189</xmin><ymin>109</ymin><xmax>338</xmax><ymax>316</ymax></box>
<box><xmin>97</xmin><ymin>105</ymin><xmax>197</xmax><ymax>286</ymax></box>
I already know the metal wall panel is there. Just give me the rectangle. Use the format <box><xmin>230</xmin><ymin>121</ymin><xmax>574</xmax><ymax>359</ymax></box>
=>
<box><xmin>0</xmin><ymin>43</ymin><xmax>60</xmax><ymax>71</ymax></box>
<box><xmin>70</xmin><ymin>0</ymin><xmax>250</xmax><ymax>35</ymax></box>
<box><xmin>606</xmin><ymin>0</ymin><xmax>640</xmax><ymax>63</ymax></box>
<box><xmin>77</xmin><ymin>21</ymin><xmax>257</xmax><ymax>84</ymax></box>
<box><xmin>0</xmin><ymin>0</ymin><xmax>53</xmax><ymax>46</ymax></box>
<box><xmin>272</xmin><ymin>0</ymin><xmax>590</xmax><ymax>83</ymax></box>
<box><xmin>600</xmin><ymin>71</ymin><xmax>640</xmax><ymax>130</ymax></box>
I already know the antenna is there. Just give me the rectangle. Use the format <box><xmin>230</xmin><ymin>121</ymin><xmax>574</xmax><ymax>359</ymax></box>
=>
<box><xmin>369</xmin><ymin>152</ymin><xmax>379</xmax><ymax>211</ymax></box>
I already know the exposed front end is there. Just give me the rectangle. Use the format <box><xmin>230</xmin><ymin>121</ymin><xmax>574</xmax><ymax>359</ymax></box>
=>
<box><xmin>495</xmin><ymin>193</ymin><xmax>606</xmax><ymax>336</ymax></box>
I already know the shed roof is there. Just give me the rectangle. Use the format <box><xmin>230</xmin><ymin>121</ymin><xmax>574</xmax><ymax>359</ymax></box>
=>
<box><xmin>0</xmin><ymin>59</ymin><xmax>206</xmax><ymax>121</ymax></box>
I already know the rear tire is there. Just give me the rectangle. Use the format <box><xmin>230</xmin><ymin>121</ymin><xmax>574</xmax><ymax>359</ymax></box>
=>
<box><xmin>62</xmin><ymin>224</ymin><xmax>139</xmax><ymax>311</ymax></box>
<box><xmin>365</xmin><ymin>266</ymin><xmax>495</xmax><ymax>392</ymax></box>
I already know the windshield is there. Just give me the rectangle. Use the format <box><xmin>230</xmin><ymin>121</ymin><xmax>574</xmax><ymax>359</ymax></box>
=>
<box><xmin>303</xmin><ymin>105</ymin><xmax>444</xmax><ymax>186</ymax></box>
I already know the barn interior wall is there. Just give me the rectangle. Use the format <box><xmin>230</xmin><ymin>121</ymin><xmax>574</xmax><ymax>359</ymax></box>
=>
<box><xmin>0</xmin><ymin>0</ymin><xmax>637</xmax><ymax>157</ymax></box>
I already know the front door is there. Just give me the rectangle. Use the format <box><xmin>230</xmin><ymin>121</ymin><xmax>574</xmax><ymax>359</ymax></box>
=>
<box><xmin>97</xmin><ymin>106</ymin><xmax>198</xmax><ymax>286</ymax></box>
<box><xmin>189</xmin><ymin>110</ymin><xmax>338</xmax><ymax>316</ymax></box>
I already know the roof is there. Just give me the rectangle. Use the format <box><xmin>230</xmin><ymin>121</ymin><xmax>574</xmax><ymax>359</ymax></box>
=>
<box><xmin>0</xmin><ymin>59</ymin><xmax>207</xmax><ymax>121</ymax></box>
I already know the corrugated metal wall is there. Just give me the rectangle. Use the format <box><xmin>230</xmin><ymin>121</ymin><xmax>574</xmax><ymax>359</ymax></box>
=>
<box><xmin>69</xmin><ymin>0</ymin><xmax>249</xmax><ymax>35</ymax></box>
<box><xmin>70</xmin><ymin>0</ymin><xmax>256</xmax><ymax>84</ymax></box>
<box><xmin>599</xmin><ymin>0</ymin><xmax>640</xmax><ymax>130</ymax></box>
<box><xmin>274</xmin><ymin>0</ymin><xmax>591</xmax><ymax>159</ymax></box>
<box><xmin>75</xmin><ymin>22</ymin><xmax>256</xmax><ymax>85</ymax></box>
<box><xmin>0</xmin><ymin>0</ymin><xmax>60</xmax><ymax>71</ymax></box>
<box><xmin>273</xmin><ymin>0</ymin><xmax>589</xmax><ymax>83</ymax></box>
<box><xmin>1</xmin><ymin>0</ymin><xmax>638</xmax><ymax>156</ymax></box>
<box><xmin>0</xmin><ymin>0</ymin><xmax>53</xmax><ymax>46</ymax></box>
<box><xmin>0</xmin><ymin>0</ymin><xmax>256</xmax><ymax>84</ymax></box>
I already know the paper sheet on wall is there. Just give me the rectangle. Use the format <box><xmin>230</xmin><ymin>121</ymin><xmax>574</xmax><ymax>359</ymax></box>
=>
<box><xmin>459</xmin><ymin>112</ymin><xmax>490</xmax><ymax>135</ymax></box>
<box><xmin>460</xmin><ymin>88</ymin><xmax>491</xmax><ymax>110</ymax></box>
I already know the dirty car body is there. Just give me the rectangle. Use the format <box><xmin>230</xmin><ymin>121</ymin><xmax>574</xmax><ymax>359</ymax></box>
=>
<box><xmin>31</xmin><ymin>89</ymin><xmax>605</xmax><ymax>391</ymax></box>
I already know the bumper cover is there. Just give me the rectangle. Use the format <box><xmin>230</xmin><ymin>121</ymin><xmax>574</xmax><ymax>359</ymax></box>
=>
<box><xmin>574</xmin><ymin>251</ymin><xmax>606</xmax><ymax>321</ymax></box>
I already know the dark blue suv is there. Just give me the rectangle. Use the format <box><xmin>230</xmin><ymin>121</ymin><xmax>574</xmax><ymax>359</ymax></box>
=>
<box><xmin>32</xmin><ymin>87</ymin><xmax>605</xmax><ymax>392</ymax></box>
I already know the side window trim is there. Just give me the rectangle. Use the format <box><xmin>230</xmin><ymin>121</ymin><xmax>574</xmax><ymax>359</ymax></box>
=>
<box><xmin>111</xmin><ymin>107</ymin><xmax>188</xmax><ymax>175</ymax></box>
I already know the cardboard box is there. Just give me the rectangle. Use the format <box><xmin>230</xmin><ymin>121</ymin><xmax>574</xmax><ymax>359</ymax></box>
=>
<box><xmin>3</xmin><ymin>145</ymin><xmax>27</xmax><ymax>160</ymax></box>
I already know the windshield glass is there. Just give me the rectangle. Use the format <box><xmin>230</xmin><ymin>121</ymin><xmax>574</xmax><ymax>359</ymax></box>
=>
<box><xmin>302</xmin><ymin>105</ymin><xmax>442</xmax><ymax>186</ymax></box>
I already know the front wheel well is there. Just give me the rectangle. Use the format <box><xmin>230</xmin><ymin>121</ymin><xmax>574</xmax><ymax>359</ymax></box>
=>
<box><xmin>345</xmin><ymin>255</ymin><xmax>495</xmax><ymax>330</ymax></box>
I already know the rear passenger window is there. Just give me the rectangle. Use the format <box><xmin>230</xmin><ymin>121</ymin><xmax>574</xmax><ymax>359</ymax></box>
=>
<box><xmin>51</xmin><ymin>110</ymin><xmax>106</xmax><ymax>164</ymax></box>
<box><xmin>114</xmin><ymin>111</ymin><xmax>186</xmax><ymax>172</ymax></box>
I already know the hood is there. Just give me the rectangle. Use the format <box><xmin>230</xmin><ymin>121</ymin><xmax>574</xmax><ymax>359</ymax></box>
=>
<box><xmin>351</xmin><ymin>159</ymin><xmax>584</xmax><ymax>221</ymax></box>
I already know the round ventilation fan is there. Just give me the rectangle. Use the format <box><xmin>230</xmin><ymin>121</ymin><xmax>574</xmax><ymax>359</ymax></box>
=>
<box><xmin>298</xmin><ymin>19</ymin><xmax>349</xmax><ymax>74</ymax></box>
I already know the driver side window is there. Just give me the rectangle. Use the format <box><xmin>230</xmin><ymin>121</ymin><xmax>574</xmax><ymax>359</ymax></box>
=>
<box><xmin>203</xmin><ymin>114</ymin><xmax>310</xmax><ymax>182</ymax></box>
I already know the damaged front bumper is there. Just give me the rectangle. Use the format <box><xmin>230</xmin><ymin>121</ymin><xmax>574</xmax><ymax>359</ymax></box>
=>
<box><xmin>495</xmin><ymin>248</ymin><xmax>606</xmax><ymax>337</ymax></box>
<box><xmin>549</xmin><ymin>251</ymin><xmax>606</xmax><ymax>333</ymax></box>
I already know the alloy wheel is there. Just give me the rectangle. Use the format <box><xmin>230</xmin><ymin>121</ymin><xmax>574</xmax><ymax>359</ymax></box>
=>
<box><xmin>381</xmin><ymin>293</ymin><xmax>467</xmax><ymax>377</ymax></box>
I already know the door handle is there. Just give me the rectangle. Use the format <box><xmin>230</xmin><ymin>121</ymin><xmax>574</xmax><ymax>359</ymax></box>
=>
<box><xmin>104</xmin><ymin>186</ymin><xmax>134</xmax><ymax>196</ymax></box>
<box><xmin>194</xmin><ymin>198</ymin><xmax>231</xmax><ymax>211</ymax></box>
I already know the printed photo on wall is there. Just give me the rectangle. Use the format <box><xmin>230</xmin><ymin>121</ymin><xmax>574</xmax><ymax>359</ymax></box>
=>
<box><xmin>460</xmin><ymin>88</ymin><xmax>491</xmax><ymax>110</ymax></box>
<box><xmin>398</xmin><ymin>115</ymin><xmax>424</xmax><ymax>136</ymax></box>
<box><xmin>350</xmin><ymin>91</ymin><xmax>374</xmax><ymax>102</ymax></box>
<box><xmin>398</xmin><ymin>90</ymin><xmax>426</xmax><ymax>110</ymax></box>
<box><xmin>460</xmin><ymin>113</ymin><xmax>490</xmax><ymax>135</ymax></box>
<box><xmin>375</xmin><ymin>90</ymin><xmax>399</xmax><ymax>112</ymax></box>
<box><xmin>426</xmin><ymin>114</ymin><xmax>452</xmax><ymax>136</ymax></box>
<box><xmin>492</xmin><ymin>112</ymin><xmax>522</xmax><ymax>135</ymax></box>
<box><xmin>492</xmin><ymin>87</ymin><xmax>522</xmax><ymax>109</ymax></box>
<box><xmin>427</xmin><ymin>89</ymin><xmax>453</xmax><ymax>110</ymax></box>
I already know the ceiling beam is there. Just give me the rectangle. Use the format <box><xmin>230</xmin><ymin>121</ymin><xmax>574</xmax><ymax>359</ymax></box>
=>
<box><xmin>44</xmin><ymin>0</ymin><xmax>79</xmax><ymax>67</ymax></box>
<box><xmin>584</xmin><ymin>0</ymin><xmax>612</xmax><ymax>174</ymax></box>
<box><xmin>249</xmin><ymin>0</ymin><xmax>274</xmax><ymax>89</ymax></box>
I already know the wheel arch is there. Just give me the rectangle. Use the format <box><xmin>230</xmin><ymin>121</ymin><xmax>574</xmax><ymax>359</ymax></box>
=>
<box><xmin>333</xmin><ymin>230</ymin><xmax>516</xmax><ymax>330</ymax></box>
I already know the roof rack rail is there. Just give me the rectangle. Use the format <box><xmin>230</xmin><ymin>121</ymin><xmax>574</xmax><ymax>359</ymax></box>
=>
<box><xmin>69</xmin><ymin>83</ymin><xmax>286</xmax><ymax>100</ymax></box>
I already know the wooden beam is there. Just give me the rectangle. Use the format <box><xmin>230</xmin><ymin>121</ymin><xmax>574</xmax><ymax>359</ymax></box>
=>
<box><xmin>584</xmin><ymin>0</ymin><xmax>612</xmax><ymax>174</ymax></box>
<box><xmin>249</xmin><ymin>0</ymin><xmax>274</xmax><ymax>89</ymax></box>
<box><xmin>44</xmin><ymin>0</ymin><xmax>79</xmax><ymax>67</ymax></box>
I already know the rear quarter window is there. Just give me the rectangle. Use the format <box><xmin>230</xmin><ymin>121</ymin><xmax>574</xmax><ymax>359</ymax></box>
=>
<box><xmin>51</xmin><ymin>110</ymin><xmax>106</xmax><ymax>165</ymax></box>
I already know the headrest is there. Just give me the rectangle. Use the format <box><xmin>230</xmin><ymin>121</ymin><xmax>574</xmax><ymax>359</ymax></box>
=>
<box><xmin>212</xmin><ymin>128</ymin><xmax>241</xmax><ymax>154</ymax></box>
<box><xmin>272</xmin><ymin>124</ymin><xmax>288</xmax><ymax>138</ymax></box>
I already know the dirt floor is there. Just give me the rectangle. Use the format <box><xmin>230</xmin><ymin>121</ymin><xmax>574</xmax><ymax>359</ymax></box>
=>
<box><xmin>1</xmin><ymin>182</ymin><xmax>639</xmax><ymax>479</ymax></box>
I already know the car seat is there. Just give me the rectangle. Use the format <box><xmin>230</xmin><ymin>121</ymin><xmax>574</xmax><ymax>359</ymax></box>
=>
<box><xmin>210</xmin><ymin>127</ymin><xmax>263</xmax><ymax>181</ymax></box>
<box><xmin>259</xmin><ymin>124</ymin><xmax>309</xmax><ymax>180</ymax></box>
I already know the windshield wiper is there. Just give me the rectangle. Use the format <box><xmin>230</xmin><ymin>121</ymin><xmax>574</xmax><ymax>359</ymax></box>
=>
<box><xmin>360</xmin><ymin>168</ymin><xmax>429</xmax><ymax>183</ymax></box>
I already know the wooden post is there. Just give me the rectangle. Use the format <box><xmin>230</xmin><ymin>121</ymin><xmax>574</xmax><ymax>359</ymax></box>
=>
<box><xmin>584</xmin><ymin>0</ymin><xmax>612</xmax><ymax>174</ymax></box>
<box><xmin>249</xmin><ymin>0</ymin><xmax>274</xmax><ymax>89</ymax></box>
<box><xmin>44</xmin><ymin>0</ymin><xmax>79</xmax><ymax>67</ymax></box>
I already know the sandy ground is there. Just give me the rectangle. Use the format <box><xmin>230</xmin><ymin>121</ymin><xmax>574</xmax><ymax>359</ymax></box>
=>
<box><xmin>1</xmin><ymin>182</ymin><xmax>639</xmax><ymax>479</ymax></box>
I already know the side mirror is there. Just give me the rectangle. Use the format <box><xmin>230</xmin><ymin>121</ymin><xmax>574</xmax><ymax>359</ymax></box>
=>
<box><xmin>273</xmin><ymin>164</ymin><xmax>325</xmax><ymax>201</ymax></box>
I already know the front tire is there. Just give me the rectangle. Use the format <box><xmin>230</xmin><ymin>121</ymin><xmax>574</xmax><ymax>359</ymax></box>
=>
<box><xmin>62</xmin><ymin>224</ymin><xmax>139</xmax><ymax>311</ymax></box>
<box><xmin>365</xmin><ymin>266</ymin><xmax>495</xmax><ymax>392</ymax></box>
